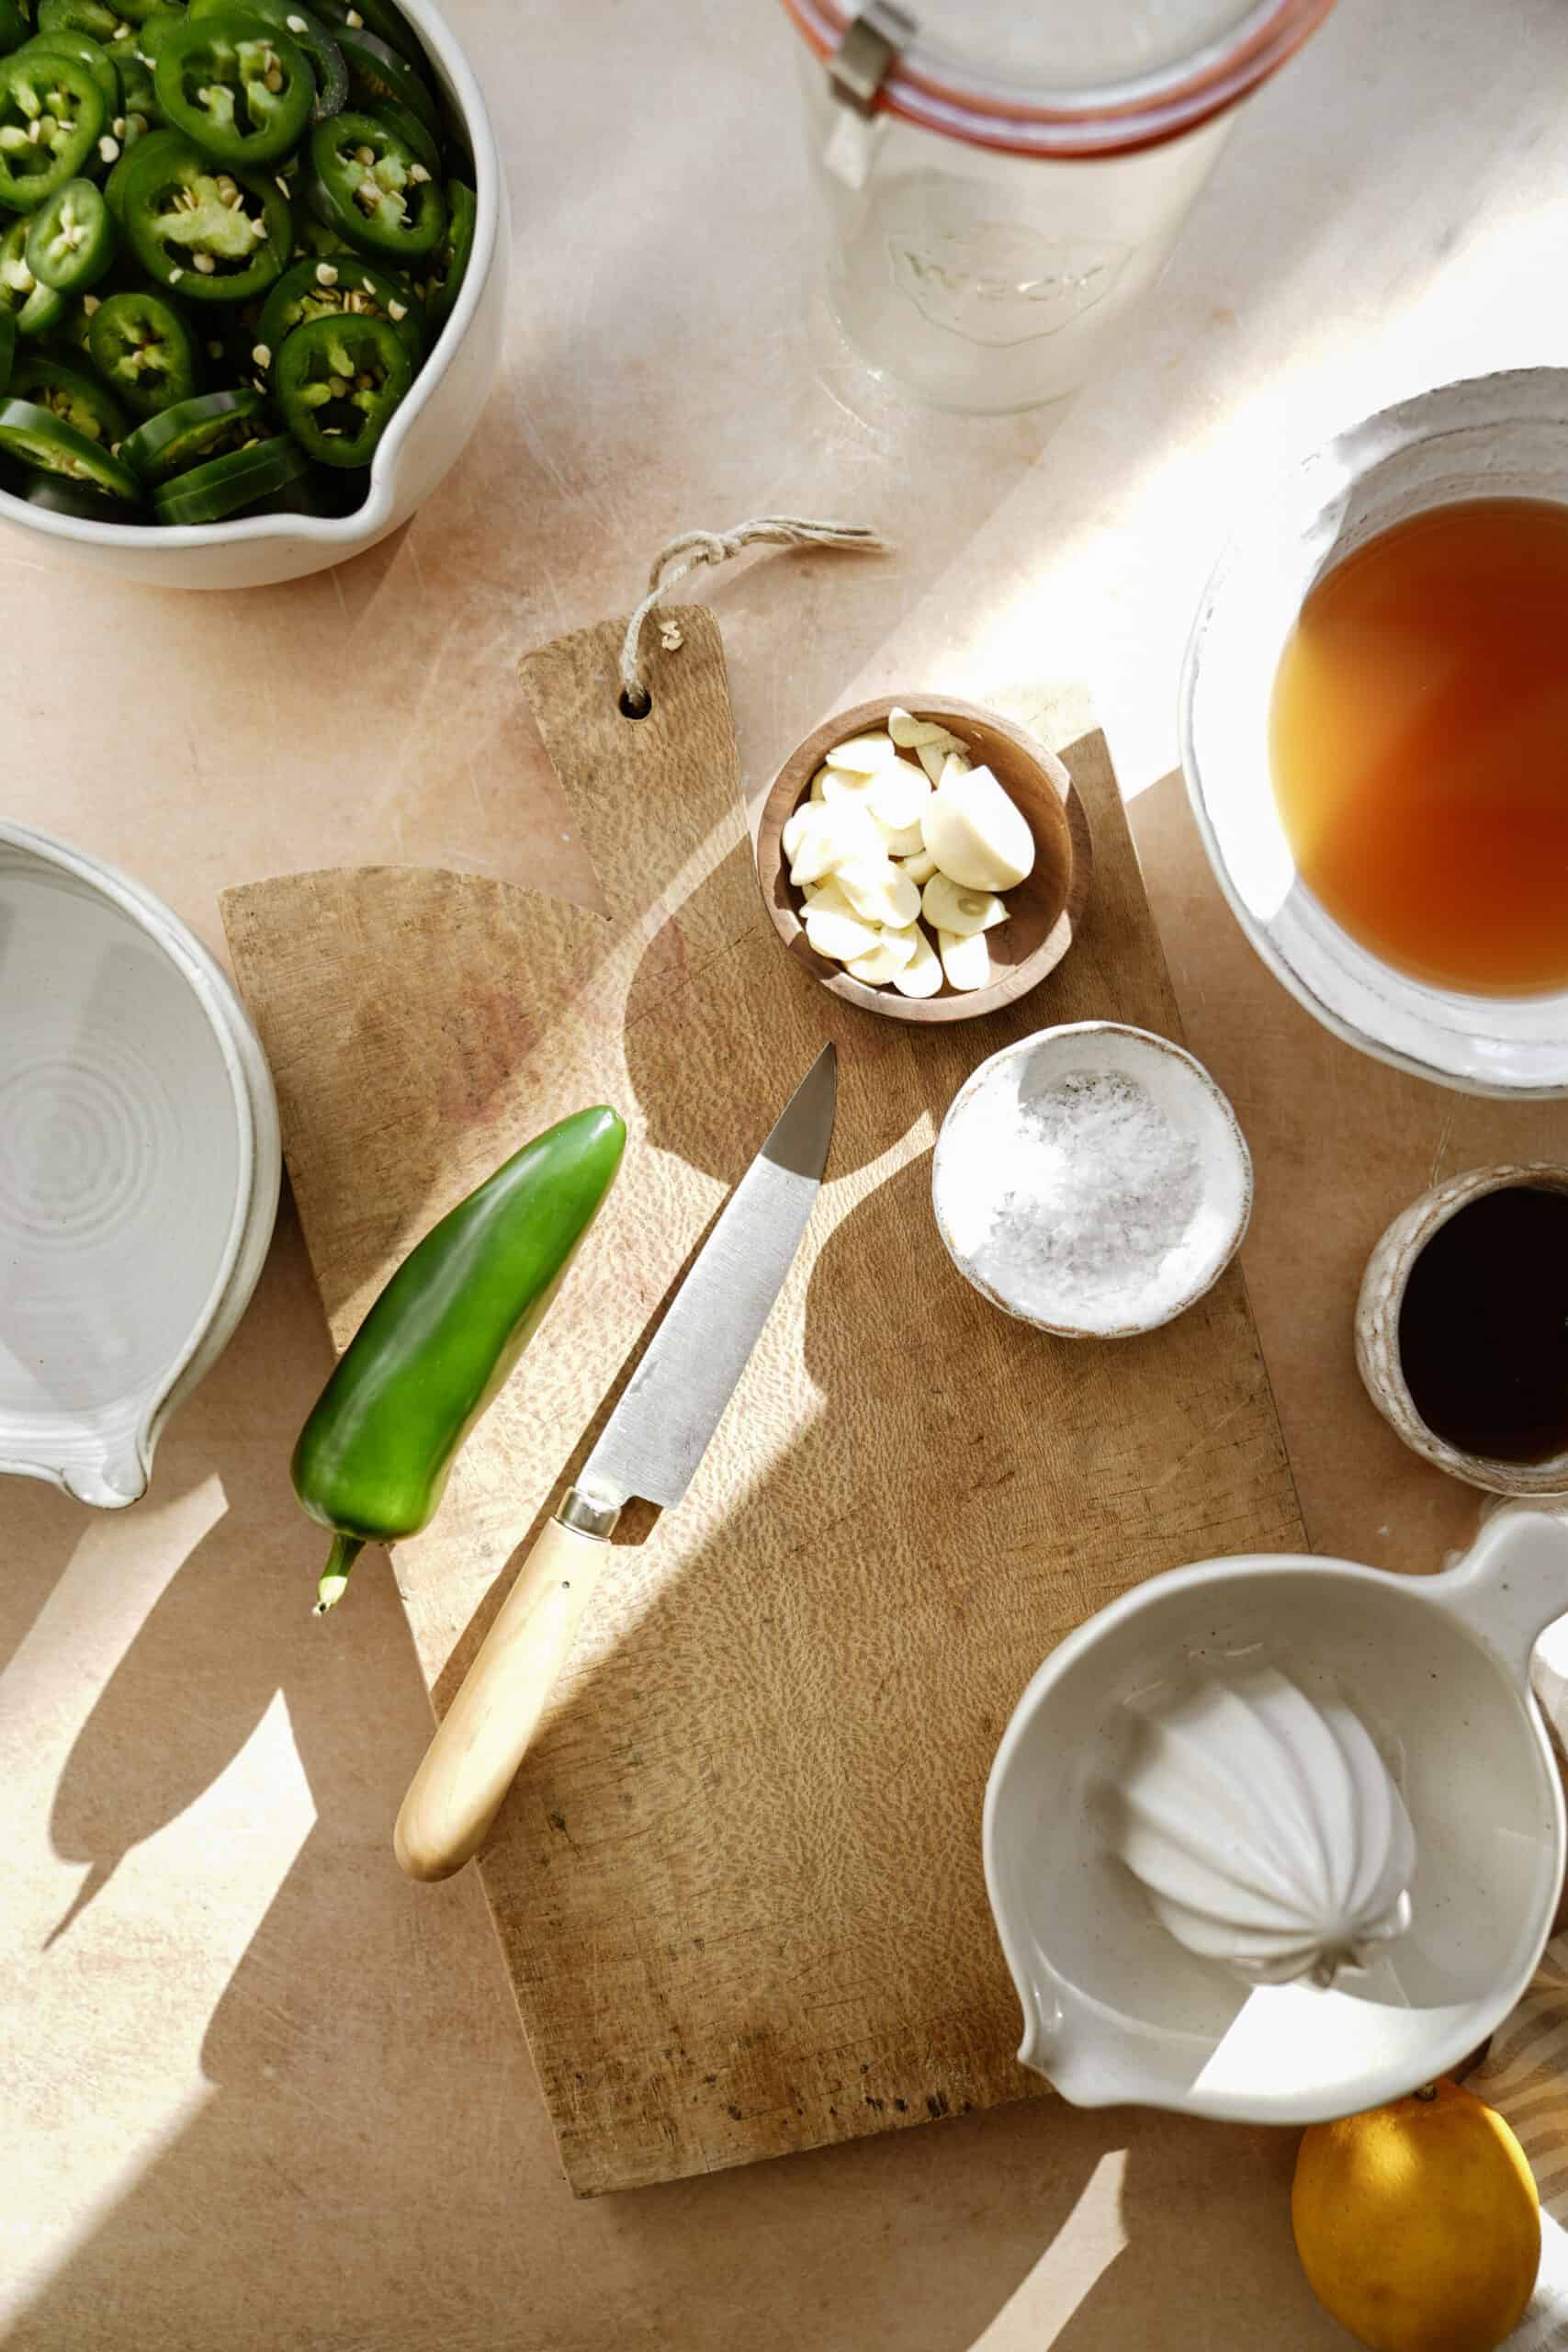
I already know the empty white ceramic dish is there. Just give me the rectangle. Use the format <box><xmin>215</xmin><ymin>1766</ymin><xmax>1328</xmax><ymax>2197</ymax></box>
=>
<box><xmin>0</xmin><ymin>0</ymin><xmax>508</xmax><ymax>589</ymax></box>
<box><xmin>985</xmin><ymin>1505</ymin><xmax>1568</xmax><ymax>2123</ymax></box>
<box><xmin>1181</xmin><ymin>368</ymin><xmax>1568</xmax><ymax>1097</ymax></box>
<box><xmin>0</xmin><ymin>821</ymin><xmax>279</xmax><ymax>1505</ymax></box>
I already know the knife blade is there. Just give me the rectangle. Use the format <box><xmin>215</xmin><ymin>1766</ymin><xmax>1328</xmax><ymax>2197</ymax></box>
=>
<box><xmin>570</xmin><ymin>1038</ymin><xmax>837</xmax><ymax>1520</ymax></box>
<box><xmin>394</xmin><ymin>1042</ymin><xmax>837</xmax><ymax>1881</ymax></box>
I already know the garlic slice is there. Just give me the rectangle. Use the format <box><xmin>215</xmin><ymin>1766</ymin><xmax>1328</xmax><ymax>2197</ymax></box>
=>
<box><xmin>809</xmin><ymin>765</ymin><xmax>829</xmax><ymax>803</ymax></box>
<box><xmin>825</xmin><ymin>730</ymin><xmax>898</xmax><ymax>774</ymax></box>
<box><xmin>938</xmin><ymin>927</ymin><xmax>990</xmax><ymax>990</ymax></box>
<box><xmin>786</xmin><ymin>801</ymin><xmax>881</xmax><ymax>887</ymax></box>
<box><xmin>888</xmin><ymin>708</ymin><xmax>966</xmax><ymax>755</ymax></box>
<box><xmin>789</xmin><ymin>834</ymin><xmax>840</xmax><ymax>888</ymax></box>
<box><xmin>922</xmin><ymin>761</ymin><xmax>1034</xmax><ymax>891</ymax></box>
<box><xmin>917</xmin><ymin>741</ymin><xmax>959</xmax><ymax>786</ymax></box>
<box><xmin>891</xmin><ymin>926</ymin><xmax>942</xmax><ymax>997</ymax></box>
<box><xmin>820</xmin><ymin>765</ymin><xmax>881</xmax><ymax>808</ymax></box>
<box><xmin>868</xmin><ymin>758</ymin><xmax>931</xmax><ymax>835</ymax></box>
<box><xmin>836</xmin><ymin>856</ymin><xmax>921</xmax><ymax>929</ymax></box>
<box><xmin>806</xmin><ymin>902</ymin><xmax>881</xmax><ymax>963</ymax></box>
<box><xmin>922</xmin><ymin>873</ymin><xmax>1008</xmax><ymax>937</ymax></box>
<box><xmin>846</xmin><ymin>926</ymin><xmax>918</xmax><ymax>985</ymax></box>
<box><xmin>781</xmin><ymin>805</ymin><xmax>816</xmax><ymax>862</ymax></box>
<box><xmin>899</xmin><ymin>848</ymin><xmax>938</xmax><ymax>887</ymax></box>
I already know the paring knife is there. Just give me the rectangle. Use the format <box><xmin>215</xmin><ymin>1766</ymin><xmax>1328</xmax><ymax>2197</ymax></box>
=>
<box><xmin>394</xmin><ymin>1042</ymin><xmax>837</xmax><ymax>1882</ymax></box>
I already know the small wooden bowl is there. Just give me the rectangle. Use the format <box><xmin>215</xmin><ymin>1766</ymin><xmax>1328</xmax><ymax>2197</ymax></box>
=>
<box><xmin>756</xmin><ymin>695</ymin><xmax>1094</xmax><ymax>1025</ymax></box>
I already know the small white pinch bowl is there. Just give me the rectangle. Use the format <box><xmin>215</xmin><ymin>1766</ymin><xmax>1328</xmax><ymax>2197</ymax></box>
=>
<box><xmin>0</xmin><ymin>821</ymin><xmax>280</xmax><ymax>1507</ymax></box>
<box><xmin>931</xmin><ymin>1021</ymin><xmax>1252</xmax><ymax>1339</ymax></box>
<box><xmin>0</xmin><ymin>0</ymin><xmax>507</xmax><ymax>589</ymax></box>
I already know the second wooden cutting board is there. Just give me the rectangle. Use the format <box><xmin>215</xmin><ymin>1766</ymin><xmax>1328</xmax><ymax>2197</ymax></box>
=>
<box><xmin>222</xmin><ymin>612</ymin><xmax>1303</xmax><ymax>2196</ymax></box>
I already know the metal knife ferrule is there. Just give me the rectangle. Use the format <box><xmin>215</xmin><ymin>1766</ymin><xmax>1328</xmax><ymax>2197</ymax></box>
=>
<box><xmin>557</xmin><ymin>1487</ymin><xmax>621</xmax><ymax>1541</ymax></box>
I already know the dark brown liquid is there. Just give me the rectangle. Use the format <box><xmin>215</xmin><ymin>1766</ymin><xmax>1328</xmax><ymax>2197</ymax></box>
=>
<box><xmin>1269</xmin><ymin>497</ymin><xmax>1568</xmax><ymax>995</ymax></box>
<box><xmin>1398</xmin><ymin>1185</ymin><xmax>1568</xmax><ymax>1463</ymax></box>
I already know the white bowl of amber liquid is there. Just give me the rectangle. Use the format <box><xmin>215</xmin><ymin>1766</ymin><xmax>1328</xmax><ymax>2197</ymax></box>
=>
<box><xmin>1180</xmin><ymin>368</ymin><xmax>1568</xmax><ymax>1098</ymax></box>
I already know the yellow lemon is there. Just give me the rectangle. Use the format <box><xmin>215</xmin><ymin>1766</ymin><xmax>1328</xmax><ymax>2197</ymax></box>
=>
<box><xmin>1292</xmin><ymin>2078</ymin><xmax>1540</xmax><ymax>2352</ymax></box>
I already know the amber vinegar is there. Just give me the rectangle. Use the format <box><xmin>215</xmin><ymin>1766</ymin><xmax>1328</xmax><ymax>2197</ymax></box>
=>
<box><xmin>1269</xmin><ymin>497</ymin><xmax>1568</xmax><ymax>996</ymax></box>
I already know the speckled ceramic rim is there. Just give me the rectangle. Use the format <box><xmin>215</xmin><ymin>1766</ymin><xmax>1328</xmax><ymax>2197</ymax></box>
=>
<box><xmin>0</xmin><ymin>820</ymin><xmax>281</xmax><ymax>1501</ymax></box>
<box><xmin>931</xmin><ymin>1019</ymin><xmax>1254</xmax><ymax>1338</ymax></box>
<box><xmin>0</xmin><ymin>0</ymin><xmax>499</xmax><ymax>564</ymax></box>
<box><xmin>1356</xmin><ymin>1162</ymin><xmax>1568</xmax><ymax>1498</ymax></box>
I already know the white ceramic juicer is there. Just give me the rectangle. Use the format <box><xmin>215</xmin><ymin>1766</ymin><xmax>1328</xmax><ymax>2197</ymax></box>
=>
<box><xmin>1111</xmin><ymin>1664</ymin><xmax>1416</xmax><ymax>1992</ymax></box>
<box><xmin>985</xmin><ymin>1506</ymin><xmax>1568</xmax><ymax>2122</ymax></box>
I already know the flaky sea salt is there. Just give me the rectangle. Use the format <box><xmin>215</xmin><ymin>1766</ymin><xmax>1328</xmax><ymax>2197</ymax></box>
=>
<box><xmin>941</xmin><ymin>1068</ymin><xmax>1204</xmax><ymax>1328</ymax></box>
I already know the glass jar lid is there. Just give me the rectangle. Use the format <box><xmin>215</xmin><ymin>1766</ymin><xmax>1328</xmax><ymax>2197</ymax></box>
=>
<box><xmin>781</xmin><ymin>0</ymin><xmax>1336</xmax><ymax>155</ymax></box>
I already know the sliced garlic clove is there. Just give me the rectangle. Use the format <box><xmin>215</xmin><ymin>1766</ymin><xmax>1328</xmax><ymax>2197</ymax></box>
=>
<box><xmin>835</xmin><ymin>856</ymin><xmax>921</xmax><ymax>928</ymax></box>
<box><xmin>846</xmin><ymin>930</ymin><xmax>916</xmax><ymax>986</ymax></box>
<box><xmin>789</xmin><ymin>841</ymin><xmax>835</xmax><ymax>889</ymax></box>
<box><xmin>888</xmin><ymin>708</ymin><xmax>967</xmax><ymax>755</ymax></box>
<box><xmin>884</xmin><ymin>868</ymin><xmax>923</xmax><ymax>926</ymax></box>
<box><xmin>809</xmin><ymin>765</ymin><xmax>829</xmax><ymax>803</ymax></box>
<box><xmin>899</xmin><ymin>848</ymin><xmax>938</xmax><ymax>887</ymax></box>
<box><xmin>806</xmin><ymin>904</ymin><xmax>881</xmax><ymax>963</ymax></box>
<box><xmin>825</xmin><ymin>729</ymin><xmax>898</xmax><ymax>774</ymax></box>
<box><xmin>937</xmin><ymin>926</ymin><xmax>990</xmax><ymax>991</ymax></box>
<box><xmin>806</xmin><ymin>877</ymin><xmax>853</xmax><ymax>918</ymax></box>
<box><xmin>782</xmin><ymin>804</ymin><xmax>818</xmax><ymax>861</ymax></box>
<box><xmin>820</xmin><ymin>764</ymin><xmax>881</xmax><ymax>808</ymax></box>
<box><xmin>921</xmin><ymin>872</ymin><xmax>1008</xmax><ymax>936</ymax></box>
<box><xmin>917</xmin><ymin>741</ymin><xmax>954</xmax><ymax>785</ymax></box>
<box><xmin>868</xmin><ymin>758</ymin><xmax>931</xmax><ymax>835</ymax></box>
<box><xmin>879</xmin><ymin>818</ymin><xmax>928</xmax><ymax>858</ymax></box>
<box><xmin>789</xmin><ymin>801</ymin><xmax>882</xmax><ymax>886</ymax></box>
<box><xmin>789</xmin><ymin>828</ymin><xmax>842</xmax><ymax>888</ymax></box>
<box><xmin>922</xmin><ymin>762</ymin><xmax>1035</xmax><ymax>891</ymax></box>
<box><xmin>891</xmin><ymin>925</ymin><xmax>942</xmax><ymax>997</ymax></box>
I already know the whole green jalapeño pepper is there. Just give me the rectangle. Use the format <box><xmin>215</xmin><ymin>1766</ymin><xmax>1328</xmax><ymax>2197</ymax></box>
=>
<box><xmin>292</xmin><ymin>1106</ymin><xmax>626</xmax><ymax>1613</ymax></box>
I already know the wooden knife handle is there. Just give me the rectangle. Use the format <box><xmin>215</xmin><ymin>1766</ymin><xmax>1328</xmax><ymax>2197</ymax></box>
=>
<box><xmin>394</xmin><ymin>1514</ymin><xmax>610</xmax><ymax>1882</ymax></box>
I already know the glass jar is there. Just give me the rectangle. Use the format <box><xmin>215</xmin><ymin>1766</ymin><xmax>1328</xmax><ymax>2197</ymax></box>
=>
<box><xmin>783</xmin><ymin>0</ymin><xmax>1337</xmax><ymax>413</ymax></box>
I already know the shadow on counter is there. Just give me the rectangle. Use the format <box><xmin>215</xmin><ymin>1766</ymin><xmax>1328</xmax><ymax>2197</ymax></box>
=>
<box><xmin>11</xmin><ymin>1198</ymin><xmax>1338</xmax><ymax>2352</ymax></box>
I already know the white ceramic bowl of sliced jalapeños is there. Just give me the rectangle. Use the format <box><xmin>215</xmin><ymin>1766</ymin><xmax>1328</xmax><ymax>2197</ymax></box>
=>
<box><xmin>0</xmin><ymin>0</ymin><xmax>505</xmax><ymax>586</ymax></box>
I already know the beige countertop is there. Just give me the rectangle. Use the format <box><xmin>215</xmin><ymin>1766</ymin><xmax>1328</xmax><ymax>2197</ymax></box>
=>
<box><xmin>6</xmin><ymin>0</ymin><xmax>1568</xmax><ymax>2344</ymax></box>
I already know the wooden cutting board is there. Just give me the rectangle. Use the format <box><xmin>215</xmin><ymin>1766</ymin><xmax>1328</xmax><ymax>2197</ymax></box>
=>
<box><xmin>221</xmin><ymin>613</ymin><xmax>1304</xmax><ymax>2196</ymax></box>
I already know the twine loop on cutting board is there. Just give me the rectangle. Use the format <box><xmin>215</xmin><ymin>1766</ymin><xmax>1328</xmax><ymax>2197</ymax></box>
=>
<box><xmin>617</xmin><ymin>515</ymin><xmax>890</xmax><ymax>715</ymax></box>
